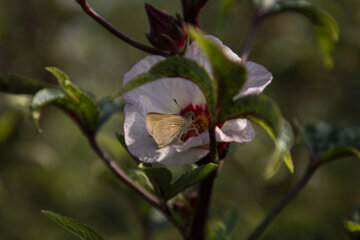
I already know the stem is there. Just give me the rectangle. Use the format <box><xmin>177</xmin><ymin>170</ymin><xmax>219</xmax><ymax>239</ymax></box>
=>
<box><xmin>87</xmin><ymin>134</ymin><xmax>186</xmax><ymax>237</ymax></box>
<box><xmin>240</xmin><ymin>12</ymin><xmax>263</xmax><ymax>62</ymax></box>
<box><xmin>246</xmin><ymin>162</ymin><xmax>320</xmax><ymax>240</ymax></box>
<box><xmin>76</xmin><ymin>0</ymin><xmax>168</xmax><ymax>56</ymax></box>
<box><xmin>187</xmin><ymin>126</ymin><xmax>218</xmax><ymax>240</ymax></box>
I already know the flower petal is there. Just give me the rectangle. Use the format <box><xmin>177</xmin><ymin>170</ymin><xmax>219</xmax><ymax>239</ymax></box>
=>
<box><xmin>216</xmin><ymin>119</ymin><xmax>255</xmax><ymax>143</ymax></box>
<box><xmin>124</xmin><ymin>95</ymin><xmax>209</xmax><ymax>165</ymax></box>
<box><xmin>235</xmin><ymin>61</ymin><xmax>273</xmax><ymax>98</ymax></box>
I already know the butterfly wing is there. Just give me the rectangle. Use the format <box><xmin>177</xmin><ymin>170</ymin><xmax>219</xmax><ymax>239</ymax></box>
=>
<box><xmin>146</xmin><ymin>112</ymin><xmax>190</xmax><ymax>147</ymax></box>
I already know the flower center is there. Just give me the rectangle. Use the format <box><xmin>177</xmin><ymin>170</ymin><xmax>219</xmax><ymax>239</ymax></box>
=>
<box><xmin>179</xmin><ymin>103</ymin><xmax>210</xmax><ymax>142</ymax></box>
<box><xmin>192</xmin><ymin>115</ymin><xmax>209</xmax><ymax>133</ymax></box>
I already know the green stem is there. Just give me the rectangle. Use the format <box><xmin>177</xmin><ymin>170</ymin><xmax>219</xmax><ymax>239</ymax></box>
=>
<box><xmin>246</xmin><ymin>162</ymin><xmax>319</xmax><ymax>240</ymax></box>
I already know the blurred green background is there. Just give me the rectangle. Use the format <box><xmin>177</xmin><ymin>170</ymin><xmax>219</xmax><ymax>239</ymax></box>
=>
<box><xmin>0</xmin><ymin>0</ymin><xmax>359</xmax><ymax>239</ymax></box>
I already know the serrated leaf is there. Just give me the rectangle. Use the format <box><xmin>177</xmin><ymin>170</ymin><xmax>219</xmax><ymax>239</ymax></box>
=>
<box><xmin>165</xmin><ymin>163</ymin><xmax>217</xmax><ymax>200</ymax></box>
<box><xmin>189</xmin><ymin>27</ymin><xmax>247</xmax><ymax>118</ymax></box>
<box><xmin>0</xmin><ymin>74</ymin><xmax>53</xmax><ymax>95</ymax></box>
<box><xmin>45</xmin><ymin>67</ymin><xmax>100</xmax><ymax>131</ymax></box>
<box><xmin>140</xmin><ymin>166</ymin><xmax>173</xmax><ymax>198</ymax></box>
<box><xmin>118</xmin><ymin>56</ymin><xmax>217</xmax><ymax>116</ymax></box>
<box><xmin>42</xmin><ymin>210</ymin><xmax>104</xmax><ymax>240</ymax></box>
<box><xmin>300</xmin><ymin>123</ymin><xmax>360</xmax><ymax>163</ymax></box>
<box><xmin>267</xmin><ymin>1</ymin><xmax>339</xmax><ymax>67</ymax></box>
<box><xmin>265</xmin><ymin>119</ymin><xmax>294</xmax><ymax>179</ymax></box>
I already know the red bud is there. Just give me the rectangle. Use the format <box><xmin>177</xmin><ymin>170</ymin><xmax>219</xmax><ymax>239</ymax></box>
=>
<box><xmin>145</xmin><ymin>3</ymin><xmax>187</xmax><ymax>53</ymax></box>
<box><xmin>181</xmin><ymin>0</ymin><xmax>208</xmax><ymax>26</ymax></box>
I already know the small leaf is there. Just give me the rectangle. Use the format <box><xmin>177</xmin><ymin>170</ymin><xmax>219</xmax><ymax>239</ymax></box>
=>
<box><xmin>189</xmin><ymin>27</ymin><xmax>247</xmax><ymax>118</ymax></box>
<box><xmin>128</xmin><ymin>169</ymin><xmax>154</xmax><ymax>194</ymax></box>
<box><xmin>42</xmin><ymin>210</ymin><xmax>104</xmax><ymax>240</ymax></box>
<box><xmin>45</xmin><ymin>67</ymin><xmax>100</xmax><ymax>131</ymax></box>
<box><xmin>0</xmin><ymin>74</ymin><xmax>53</xmax><ymax>95</ymax></box>
<box><xmin>267</xmin><ymin>1</ymin><xmax>339</xmax><ymax>67</ymax></box>
<box><xmin>300</xmin><ymin>123</ymin><xmax>360</xmax><ymax>163</ymax></box>
<box><xmin>214</xmin><ymin>222</ymin><xmax>230</xmax><ymax>240</ymax></box>
<box><xmin>165</xmin><ymin>163</ymin><xmax>217</xmax><ymax>200</ymax></box>
<box><xmin>118</xmin><ymin>56</ymin><xmax>217</xmax><ymax>116</ymax></box>
<box><xmin>265</xmin><ymin>119</ymin><xmax>294</xmax><ymax>179</ymax></box>
<box><xmin>140</xmin><ymin>166</ymin><xmax>173</xmax><ymax>199</ymax></box>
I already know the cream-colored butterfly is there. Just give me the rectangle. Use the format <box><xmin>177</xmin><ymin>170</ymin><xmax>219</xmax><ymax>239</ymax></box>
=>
<box><xmin>145</xmin><ymin>112</ymin><xmax>197</xmax><ymax>147</ymax></box>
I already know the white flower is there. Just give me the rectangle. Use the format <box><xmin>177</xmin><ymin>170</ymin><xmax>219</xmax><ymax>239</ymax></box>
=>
<box><xmin>123</xmin><ymin>36</ymin><xmax>272</xmax><ymax>166</ymax></box>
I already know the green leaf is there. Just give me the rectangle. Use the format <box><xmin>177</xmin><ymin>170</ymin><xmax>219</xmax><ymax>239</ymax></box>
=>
<box><xmin>219</xmin><ymin>94</ymin><xmax>281</xmax><ymax>138</ymax></box>
<box><xmin>218</xmin><ymin>94</ymin><xmax>294</xmax><ymax>176</ymax></box>
<box><xmin>42</xmin><ymin>210</ymin><xmax>104</xmax><ymax>240</ymax></box>
<box><xmin>165</xmin><ymin>163</ymin><xmax>217</xmax><ymax>200</ymax></box>
<box><xmin>0</xmin><ymin>111</ymin><xmax>21</xmax><ymax>144</ymax></box>
<box><xmin>97</xmin><ymin>97</ymin><xmax>124</xmax><ymax>128</ymax></box>
<box><xmin>223</xmin><ymin>205</ymin><xmax>238</xmax><ymax>235</ymax></box>
<box><xmin>265</xmin><ymin>119</ymin><xmax>294</xmax><ymax>179</ymax></box>
<box><xmin>45</xmin><ymin>67</ymin><xmax>100</xmax><ymax>131</ymax></box>
<box><xmin>213</xmin><ymin>222</ymin><xmax>230</xmax><ymax>240</ymax></box>
<box><xmin>267</xmin><ymin>1</ymin><xmax>339</xmax><ymax>67</ymax></box>
<box><xmin>127</xmin><ymin>169</ymin><xmax>154</xmax><ymax>194</ymax></box>
<box><xmin>118</xmin><ymin>56</ymin><xmax>217</xmax><ymax>116</ymax></box>
<box><xmin>189</xmin><ymin>27</ymin><xmax>247</xmax><ymax>118</ymax></box>
<box><xmin>345</xmin><ymin>220</ymin><xmax>360</xmax><ymax>233</ymax></box>
<box><xmin>300</xmin><ymin>123</ymin><xmax>360</xmax><ymax>163</ymax></box>
<box><xmin>0</xmin><ymin>74</ymin><xmax>53</xmax><ymax>95</ymax></box>
<box><xmin>31</xmin><ymin>88</ymin><xmax>79</xmax><ymax>131</ymax></box>
<box><xmin>140</xmin><ymin>166</ymin><xmax>173</xmax><ymax>199</ymax></box>
<box><xmin>216</xmin><ymin>0</ymin><xmax>237</xmax><ymax>35</ymax></box>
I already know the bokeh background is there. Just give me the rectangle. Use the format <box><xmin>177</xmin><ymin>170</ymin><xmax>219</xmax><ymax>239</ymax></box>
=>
<box><xmin>0</xmin><ymin>0</ymin><xmax>359</xmax><ymax>239</ymax></box>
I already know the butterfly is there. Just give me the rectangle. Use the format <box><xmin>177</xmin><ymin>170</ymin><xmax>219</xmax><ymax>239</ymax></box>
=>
<box><xmin>145</xmin><ymin>112</ymin><xmax>197</xmax><ymax>147</ymax></box>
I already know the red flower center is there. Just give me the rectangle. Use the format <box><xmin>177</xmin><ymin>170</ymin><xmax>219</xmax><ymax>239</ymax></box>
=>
<box><xmin>179</xmin><ymin>104</ymin><xmax>210</xmax><ymax>141</ymax></box>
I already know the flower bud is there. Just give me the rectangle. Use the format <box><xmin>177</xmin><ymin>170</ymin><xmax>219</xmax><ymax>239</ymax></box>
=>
<box><xmin>145</xmin><ymin>3</ymin><xmax>187</xmax><ymax>53</ymax></box>
<box><xmin>181</xmin><ymin>0</ymin><xmax>208</xmax><ymax>26</ymax></box>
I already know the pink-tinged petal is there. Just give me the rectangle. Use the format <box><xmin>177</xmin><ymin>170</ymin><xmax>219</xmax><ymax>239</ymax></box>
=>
<box><xmin>235</xmin><ymin>61</ymin><xmax>273</xmax><ymax>98</ymax></box>
<box><xmin>216</xmin><ymin>119</ymin><xmax>255</xmax><ymax>143</ymax></box>
<box><xmin>173</xmin><ymin>130</ymin><xmax>209</xmax><ymax>152</ymax></box>
<box><xmin>124</xmin><ymin>95</ymin><xmax>208</xmax><ymax>165</ymax></box>
<box><xmin>123</xmin><ymin>54</ymin><xmax>206</xmax><ymax>113</ymax></box>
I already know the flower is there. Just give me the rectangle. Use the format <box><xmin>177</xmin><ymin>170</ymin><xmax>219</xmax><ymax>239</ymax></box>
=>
<box><xmin>123</xmin><ymin>36</ymin><xmax>272</xmax><ymax>166</ymax></box>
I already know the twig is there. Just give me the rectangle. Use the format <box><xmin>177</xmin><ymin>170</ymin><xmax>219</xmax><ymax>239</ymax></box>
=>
<box><xmin>246</xmin><ymin>162</ymin><xmax>320</xmax><ymax>240</ymax></box>
<box><xmin>240</xmin><ymin>12</ymin><xmax>263</xmax><ymax>62</ymax></box>
<box><xmin>75</xmin><ymin>0</ymin><xmax>168</xmax><ymax>56</ymax></box>
<box><xmin>88</xmin><ymin>134</ymin><xmax>186</xmax><ymax>238</ymax></box>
